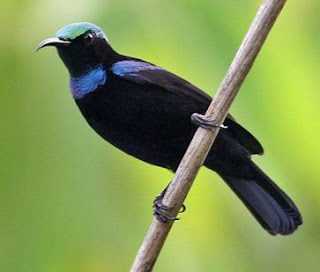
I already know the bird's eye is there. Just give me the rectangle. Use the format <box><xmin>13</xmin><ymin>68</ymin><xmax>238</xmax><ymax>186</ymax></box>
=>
<box><xmin>84</xmin><ymin>33</ymin><xmax>94</xmax><ymax>46</ymax></box>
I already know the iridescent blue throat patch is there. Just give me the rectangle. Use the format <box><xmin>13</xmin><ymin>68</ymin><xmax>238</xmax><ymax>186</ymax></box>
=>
<box><xmin>70</xmin><ymin>64</ymin><xmax>107</xmax><ymax>99</ymax></box>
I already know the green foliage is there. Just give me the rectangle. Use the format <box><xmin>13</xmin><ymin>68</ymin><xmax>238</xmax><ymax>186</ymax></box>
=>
<box><xmin>0</xmin><ymin>1</ymin><xmax>319</xmax><ymax>271</ymax></box>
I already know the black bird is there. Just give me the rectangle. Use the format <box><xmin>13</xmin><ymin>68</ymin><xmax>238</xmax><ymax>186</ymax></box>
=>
<box><xmin>37</xmin><ymin>22</ymin><xmax>302</xmax><ymax>235</ymax></box>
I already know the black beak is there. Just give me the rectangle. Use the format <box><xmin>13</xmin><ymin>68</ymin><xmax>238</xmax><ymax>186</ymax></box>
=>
<box><xmin>36</xmin><ymin>37</ymin><xmax>71</xmax><ymax>52</ymax></box>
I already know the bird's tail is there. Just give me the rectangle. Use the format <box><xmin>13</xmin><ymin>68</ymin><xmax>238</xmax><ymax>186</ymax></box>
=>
<box><xmin>213</xmin><ymin>159</ymin><xmax>302</xmax><ymax>235</ymax></box>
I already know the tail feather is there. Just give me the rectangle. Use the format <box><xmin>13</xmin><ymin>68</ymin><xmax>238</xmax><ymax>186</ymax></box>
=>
<box><xmin>218</xmin><ymin>161</ymin><xmax>302</xmax><ymax>235</ymax></box>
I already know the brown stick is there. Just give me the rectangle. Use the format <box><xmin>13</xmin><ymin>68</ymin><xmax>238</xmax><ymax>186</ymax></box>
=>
<box><xmin>130</xmin><ymin>0</ymin><xmax>287</xmax><ymax>271</ymax></box>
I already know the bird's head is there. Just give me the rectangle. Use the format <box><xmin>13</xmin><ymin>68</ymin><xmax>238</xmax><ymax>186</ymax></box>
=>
<box><xmin>36</xmin><ymin>22</ymin><xmax>115</xmax><ymax>76</ymax></box>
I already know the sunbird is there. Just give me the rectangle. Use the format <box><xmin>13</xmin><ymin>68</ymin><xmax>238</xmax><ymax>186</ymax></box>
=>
<box><xmin>37</xmin><ymin>22</ymin><xmax>302</xmax><ymax>235</ymax></box>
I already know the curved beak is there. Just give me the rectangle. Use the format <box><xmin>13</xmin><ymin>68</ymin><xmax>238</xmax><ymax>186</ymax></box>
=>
<box><xmin>36</xmin><ymin>37</ymin><xmax>71</xmax><ymax>52</ymax></box>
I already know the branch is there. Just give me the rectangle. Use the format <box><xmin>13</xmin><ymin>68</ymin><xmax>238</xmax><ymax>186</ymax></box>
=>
<box><xmin>130</xmin><ymin>0</ymin><xmax>287</xmax><ymax>271</ymax></box>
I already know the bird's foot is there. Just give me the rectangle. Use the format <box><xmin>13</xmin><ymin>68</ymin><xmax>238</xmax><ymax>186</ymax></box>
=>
<box><xmin>191</xmin><ymin>113</ymin><xmax>228</xmax><ymax>130</ymax></box>
<box><xmin>153</xmin><ymin>193</ymin><xmax>186</xmax><ymax>223</ymax></box>
<box><xmin>153</xmin><ymin>196</ymin><xmax>178</xmax><ymax>222</ymax></box>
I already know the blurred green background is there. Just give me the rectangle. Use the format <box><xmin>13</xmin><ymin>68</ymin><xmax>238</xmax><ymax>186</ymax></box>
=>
<box><xmin>1</xmin><ymin>0</ymin><xmax>319</xmax><ymax>271</ymax></box>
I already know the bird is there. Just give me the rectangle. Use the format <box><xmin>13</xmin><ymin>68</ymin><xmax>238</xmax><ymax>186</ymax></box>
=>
<box><xmin>36</xmin><ymin>22</ymin><xmax>302</xmax><ymax>235</ymax></box>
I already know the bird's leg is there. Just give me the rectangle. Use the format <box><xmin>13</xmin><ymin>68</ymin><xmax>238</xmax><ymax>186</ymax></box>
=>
<box><xmin>153</xmin><ymin>183</ymin><xmax>186</xmax><ymax>223</ymax></box>
<box><xmin>191</xmin><ymin>113</ymin><xmax>228</xmax><ymax>130</ymax></box>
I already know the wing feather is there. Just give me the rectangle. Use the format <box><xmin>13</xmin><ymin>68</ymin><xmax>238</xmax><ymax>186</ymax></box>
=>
<box><xmin>111</xmin><ymin>59</ymin><xmax>263</xmax><ymax>155</ymax></box>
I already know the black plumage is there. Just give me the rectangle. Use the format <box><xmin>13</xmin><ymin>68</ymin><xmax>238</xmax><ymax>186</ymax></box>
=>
<box><xmin>37</xmin><ymin>22</ymin><xmax>302</xmax><ymax>235</ymax></box>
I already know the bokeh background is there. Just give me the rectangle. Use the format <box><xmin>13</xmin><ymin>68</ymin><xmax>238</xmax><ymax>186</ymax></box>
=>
<box><xmin>1</xmin><ymin>0</ymin><xmax>319</xmax><ymax>271</ymax></box>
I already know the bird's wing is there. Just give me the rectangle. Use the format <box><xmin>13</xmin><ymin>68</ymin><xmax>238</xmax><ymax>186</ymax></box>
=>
<box><xmin>111</xmin><ymin>60</ymin><xmax>263</xmax><ymax>155</ymax></box>
<box><xmin>111</xmin><ymin>59</ymin><xmax>211</xmax><ymax>105</ymax></box>
<box><xmin>224</xmin><ymin>118</ymin><xmax>263</xmax><ymax>155</ymax></box>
